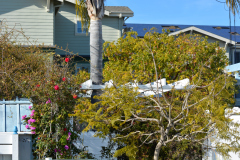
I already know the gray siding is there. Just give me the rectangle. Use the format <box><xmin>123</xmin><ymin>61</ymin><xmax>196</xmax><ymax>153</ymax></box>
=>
<box><xmin>55</xmin><ymin>2</ymin><xmax>123</xmax><ymax>55</ymax></box>
<box><xmin>102</xmin><ymin>17</ymin><xmax>124</xmax><ymax>43</ymax></box>
<box><xmin>55</xmin><ymin>2</ymin><xmax>90</xmax><ymax>55</ymax></box>
<box><xmin>0</xmin><ymin>0</ymin><xmax>54</xmax><ymax>45</ymax></box>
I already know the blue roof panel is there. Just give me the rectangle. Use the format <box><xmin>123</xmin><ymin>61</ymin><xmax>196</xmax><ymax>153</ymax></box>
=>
<box><xmin>124</xmin><ymin>23</ymin><xmax>240</xmax><ymax>42</ymax></box>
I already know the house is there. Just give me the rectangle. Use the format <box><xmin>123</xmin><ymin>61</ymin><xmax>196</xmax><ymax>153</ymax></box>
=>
<box><xmin>123</xmin><ymin>23</ymin><xmax>240</xmax><ymax>106</ymax></box>
<box><xmin>0</xmin><ymin>0</ymin><xmax>134</xmax><ymax>72</ymax></box>
<box><xmin>0</xmin><ymin>0</ymin><xmax>133</xmax><ymax>159</ymax></box>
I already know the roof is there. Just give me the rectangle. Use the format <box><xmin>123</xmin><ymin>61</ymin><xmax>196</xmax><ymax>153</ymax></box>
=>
<box><xmin>63</xmin><ymin>0</ymin><xmax>134</xmax><ymax>17</ymax></box>
<box><xmin>124</xmin><ymin>23</ymin><xmax>240</xmax><ymax>43</ymax></box>
<box><xmin>104</xmin><ymin>6</ymin><xmax>133</xmax><ymax>14</ymax></box>
<box><xmin>104</xmin><ymin>6</ymin><xmax>134</xmax><ymax>17</ymax></box>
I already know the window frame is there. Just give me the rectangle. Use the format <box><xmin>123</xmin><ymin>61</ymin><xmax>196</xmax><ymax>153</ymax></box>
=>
<box><xmin>75</xmin><ymin>18</ymin><xmax>88</xmax><ymax>36</ymax></box>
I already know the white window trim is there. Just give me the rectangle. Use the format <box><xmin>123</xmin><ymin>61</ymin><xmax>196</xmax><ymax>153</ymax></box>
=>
<box><xmin>74</xmin><ymin>17</ymin><xmax>89</xmax><ymax>36</ymax></box>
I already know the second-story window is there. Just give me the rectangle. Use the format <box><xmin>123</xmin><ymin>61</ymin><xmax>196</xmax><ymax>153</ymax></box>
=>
<box><xmin>75</xmin><ymin>21</ymin><xmax>88</xmax><ymax>35</ymax></box>
<box><xmin>234</xmin><ymin>52</ymin><xmax>240</xmax><ymax>64</ymax></box>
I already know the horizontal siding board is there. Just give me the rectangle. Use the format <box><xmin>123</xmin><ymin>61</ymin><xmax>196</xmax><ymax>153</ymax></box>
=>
<box><xmin>55</xmin><ymin>2</ymin><xmax>90</xmax><ymax>55</ymax></box>
<box><xmin>0</xmin><ymin>0</ymin><xmax>54</xmax><ymax>45</ymax></box>
<box><xmin>0</xmin><ymin>145</ymin><xmax>12</xmax><ymax>154</ymax></box>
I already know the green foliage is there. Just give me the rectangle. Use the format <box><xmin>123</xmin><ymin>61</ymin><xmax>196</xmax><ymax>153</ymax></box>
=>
<box><xmin>74</xmin><ymin>30</ymin><xmax>240</xmax><ymax>159</ymax></box>
<box><xmin>75</xmin><ymin>0</ymin><xmax>90</xmax><ymax>33</ymax></box>
<box><xmin>0</xmin><ymin>22</ymin><xmax>92</xmax><ymax>159</ymax></box>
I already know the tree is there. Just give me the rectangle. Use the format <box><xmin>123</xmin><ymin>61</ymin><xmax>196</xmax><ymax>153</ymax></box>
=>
<box><xmin>225</xmin><ymin>0</ymin><xmax>240</xmax><ymax>14</ymax></box>
<box><xmin>75</xmin><ymin>0</ymin><xmax>105</xmax><ymax>102</ymax></box>
<box><xmin>0</xmin><ymin>22</ymin><xmax>93</xmax><ymax>159</ymax></box>
<box><xmin>73</xmin><ymin>30</ymin><xmax>240</xmax><ymax>160</ymax></box>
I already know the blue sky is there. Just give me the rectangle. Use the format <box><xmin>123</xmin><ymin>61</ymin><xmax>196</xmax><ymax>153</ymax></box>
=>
<box><xmin>105</xmin><ymin>0</ymin><xmax>240</xmax><ymax>26</ymax></box>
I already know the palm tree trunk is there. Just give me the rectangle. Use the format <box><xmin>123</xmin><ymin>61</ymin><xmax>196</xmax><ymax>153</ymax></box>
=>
<box><xmin>90</xmin><ymin>19</ymin><xmax>103</xmax><ymax>103</ymax></box>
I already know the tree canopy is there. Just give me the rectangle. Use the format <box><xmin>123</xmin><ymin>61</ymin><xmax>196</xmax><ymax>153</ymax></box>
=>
<box><xmin>73</xmin><ymin>30</ymin><xmax>240</xmax><ymax>159</ymax></box>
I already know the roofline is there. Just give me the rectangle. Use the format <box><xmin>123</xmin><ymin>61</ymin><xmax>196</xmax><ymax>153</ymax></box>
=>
<box><xmin>169</xmin><ymin>26</ymin><xmax>236</xmax><ymax>45</ymax></box>
<box><xmin>63</xmin><ymin>0</ymin><xmax>134</xmax><ymax>17</ymax></box>
<box><xmin>104</xmin><ymin>10</ymin><xmax>133</xmax><ymax>17</ymax></box>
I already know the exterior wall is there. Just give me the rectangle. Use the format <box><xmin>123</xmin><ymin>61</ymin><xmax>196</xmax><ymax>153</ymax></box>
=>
<box><xmin>0</xmin><ymin>0</ymin><xmax>54</xmax><ymax>46</ymax></box>
<box><xmin>55</xmin><ymin>2</ymin><xmax>90</xmax><ymax>56</ymax></box>
<box><xmin>55</xmin><ymin>2</ymin><xmax>123</xmax><ymax>55</ymax></box>
<box><xmin>102</xmin><ymin>17</ymin><xmax>124</xmax><ymax>43</ymax></box>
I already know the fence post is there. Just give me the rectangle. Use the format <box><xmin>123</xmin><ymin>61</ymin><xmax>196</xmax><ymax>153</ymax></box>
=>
<box><xmin>12</xmin><ymin>126</ymin><xmax>19</xmax><ymax>160</ymax></box>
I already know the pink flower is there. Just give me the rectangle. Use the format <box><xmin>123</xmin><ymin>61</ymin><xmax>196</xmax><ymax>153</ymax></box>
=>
<box><xmin>67</xmin><ymin>132</ymin><xmax>71</xmax><ymax>140</ymax></box>
<box><xmin>54</xmin><ymin>148</ymin><xmax>57</xmax><ymax>152</ymax></box>
<box><xmin>28</xmin><ymin>118</ymin><xmax>36</xmax><ymax>124</ymax></box>
<box><xmin>25</xmin><ymin>125</ymin><xmax>29</xmax><ymax>129</ymax></box>
<box><xmin>31</xmin><ymin>110</ymin><xmax>35</xmax><ymax>113</ymax></box>
<box><xmin>30</xmin><ymin>126</ymin><xmax>36</xmax><ymax>130</ymax></box>
<box><xmin>62</xmin><ymin>77</ymin><xmax>66</xmax><ymax>81</ymax></box>
<box><xmin>22</xmin><ymin>115</ymin><xmax>27</xmax><ymax>120</ymax></box>
<box><xmin>30</xmin><ymin>113</ymin><xmax>34</xmax><ymax>117</ymax></box>
<box><xmin>31</xmin><ymin>131</ymin><xmax>36</xmax><ymax>134</ymax></box>
<box><xmin>28</xmin><ymin>106</ymin><xmax>32</xmax><ymax>109</ymax></box>
<box><xmin>46</xmin><ymin>99</ymin><xmax>51</xmax><ymax>104</ymax></box>
<box><xmin>54</xmin><ymin>85</ymin><xmax>59</xmax><ymax>90</ymax></box>
<box><xmin>64</xmin><ymin>145</ymin><xmax>69</xmax><ymax>150</ymax></box>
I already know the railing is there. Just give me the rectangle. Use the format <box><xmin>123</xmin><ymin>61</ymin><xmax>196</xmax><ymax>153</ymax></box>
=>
<box><xmin>0</xmin><ymin>97</ymin><xmax>32</xmax><ymax>132</ymax></box>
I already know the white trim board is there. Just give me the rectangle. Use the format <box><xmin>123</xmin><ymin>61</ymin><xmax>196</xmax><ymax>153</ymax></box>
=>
<box><xmin>0</xmin><ymin>145</ymin><xmax>12</xmax><ymax>154</ymax></box>
<box><xmin>169</xmin><ymin>26</ymin><xmax>236</xmax><ymax>45</ymax></box>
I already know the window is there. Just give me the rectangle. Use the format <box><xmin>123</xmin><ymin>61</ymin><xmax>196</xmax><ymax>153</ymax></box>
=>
<box><xmin>234</xmin><ymin>52</ymin><xmax>240</xmax><ymax>64</ymax></box>
<box><xmin>75</xmin><ymin>19</ymin><xmax>88</xmax><ymax>35</ymax></box>
<box><xmin>76</xmin><ymin>63</ymin><xmax>90</xmax><ymax>74</ymax></box>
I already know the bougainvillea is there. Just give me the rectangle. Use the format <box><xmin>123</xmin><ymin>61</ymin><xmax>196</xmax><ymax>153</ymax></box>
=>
<box><xmin>20</xmin><ymin>56</ymin><xmax>91</xmax><ymax>159</ymax></box>
<box><xmin>0</xmin><ymin>22</ymin><xmax>93</xmax><ymax>159</ymax></box>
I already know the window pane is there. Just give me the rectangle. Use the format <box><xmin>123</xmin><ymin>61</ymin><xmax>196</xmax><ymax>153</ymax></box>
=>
<box><xmin>77</xmin><ymin>21</ymin><xmax>87</xmax><ymax>33</ymax></box>
<box><xmin>235</xmin><ymin>52</ymin><xmax>240</xmax><ymax>64</ymax></box>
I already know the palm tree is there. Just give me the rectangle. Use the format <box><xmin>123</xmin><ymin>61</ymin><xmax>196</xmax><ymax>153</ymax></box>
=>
<box><xmin>75</xmin><ymin>0</ymin><xmax>105</xmax><ymax>102</ymax></box>
<box><xmin>225</xmin><ymin>0</ymin><xmax>240</xmax><ymax>14</ymax></box>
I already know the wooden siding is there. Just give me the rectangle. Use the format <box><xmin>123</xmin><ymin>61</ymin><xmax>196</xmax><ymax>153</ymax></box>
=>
<box><xmin>55</xmin><ymin>2</ymin><xmax>122</xmax><ymax>55</ymax></box>
<box><xmin>55</xmin><ymin>2</ymin><xmax>90</xmax><ymax>55</ymax></box>
<box><xmin>0</xmin><ymin>0</ymin><xmax>54</xmax><ymax>45</ymax></box>
<box><xmin>102</xmin><ymin>17</ymin><xmax>123</xmax><ymax>43</ymax></box>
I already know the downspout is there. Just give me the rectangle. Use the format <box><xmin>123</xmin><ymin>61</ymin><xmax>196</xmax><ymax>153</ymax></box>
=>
<box><xmin>118</xmin><ymin>13</ymin><xmax>122</xmax><ymax>37</ymax></box>
<box><xmin>47</xmin><ymin>0</ymin><xmax>50</xmax><ymax>12</ymax></box>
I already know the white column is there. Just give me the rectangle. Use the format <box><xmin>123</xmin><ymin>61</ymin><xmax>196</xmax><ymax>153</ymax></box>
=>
<box><xmin>12</xmin><ymin>134</ymin><xmax>19</xmax><ymax>160</ymax></box>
